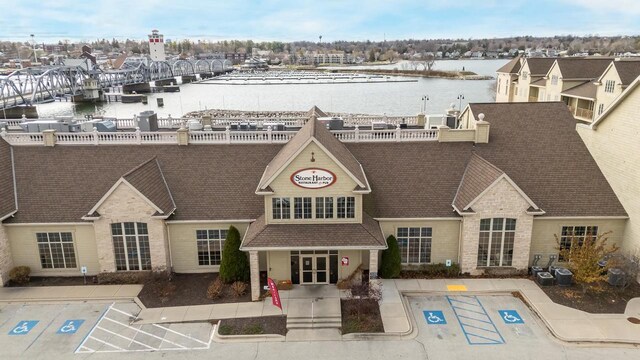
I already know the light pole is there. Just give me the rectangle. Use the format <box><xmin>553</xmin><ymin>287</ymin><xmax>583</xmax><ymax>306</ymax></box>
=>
<box><xmin>457</xmin><ymin>94</ymin><xmax>465</xmax><ymax>111</ymax></box>
<box><xmin>421</xmin><ymin>95</ymin><xmax>429</xmax><ymax>114</ymax></box>
<box><xmin>30</xmin><ymin>34</ymin><xmax>37</xmax><ymax>62</ymax></box>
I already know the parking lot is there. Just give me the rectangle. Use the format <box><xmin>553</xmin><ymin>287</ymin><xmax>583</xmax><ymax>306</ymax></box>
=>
<box><xmin>408</xmin><ymin>294</ymin><xmax>565</xmax><ymax>358</ymax></box>
<box><xmin>0</xmin><ymin>301</ymin><xmax>214</xmax><ymax>358</ymax></box>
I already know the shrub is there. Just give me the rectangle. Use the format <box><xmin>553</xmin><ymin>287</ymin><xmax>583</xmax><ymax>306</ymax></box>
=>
<box><xmin>207</xmin><ymin>278</ymin><xmax>224</xmax><ymax>300</ymax></box>
<box><xmin>380</xmin><ymin>235</ymin><xmax>401</xmax><ymax>278</ymax></box>
<box><xmin>219</xmin><ymin>226</ymin><xmax>250</xmax><ymax>283</ymax></box>
<box><xmin>418</xmin><ymin>263</ymin><xmax>461</xmax><ymax>277</ymax></box>
<box><xmin>336</xmin><ymin>265</ymin><xmax>363</xmax><ymax>289</ymax></box>
<box><xmin>9</xmin><ymin>266</ymin><xmax>30</xmax><ymax>285</ymax></box>
<box><xmin>556</xmin><ymin>231</ymin><xmax>619</xmax><ymax>294</ymax></box>
<box><xmin>97</xmin><ymin>271</ymin><xmax>149</xmax><ymax>284</ymax></box>
<box><xmin>230</xmin><ymin>281</ymin><xmax>248</xmax><ymax>297</ymax></box>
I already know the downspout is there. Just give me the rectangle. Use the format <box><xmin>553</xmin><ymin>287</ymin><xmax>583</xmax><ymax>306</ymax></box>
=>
<box><xmin>10</xmin><ymin>147</ymin><xmax>18</xmax><ymax>211</ymax></box>
<box><xmin>165</xmin><ymin>223</ymin><xmax>173</xmax><ymax>272</ymax></box>
<box><xmin>457</xmin><ymin>218</ymin><xmax>463</xmax><ymax>267</ymax></box>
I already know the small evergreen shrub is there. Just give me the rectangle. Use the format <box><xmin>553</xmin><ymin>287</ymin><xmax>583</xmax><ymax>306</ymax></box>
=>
<box><xmin>219</xmin><ymin>226</ymin><xmax>250</xmax><ymax>283</ymax></box>
<box><xmin>9</xmin><ymin>266</ymin><xmax>30</xmax><ymax>285</ymax></box>
<box><xmin>379</xmin><ymin>235</ymin><xmax>401</xmax><ymax>278</ymax></box>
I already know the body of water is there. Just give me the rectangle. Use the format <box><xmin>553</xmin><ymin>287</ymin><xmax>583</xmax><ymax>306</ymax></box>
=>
<box><xmin>33</xmin><ymin>59</ymin><xmax>508</xmax><ymax>118</ymax></box>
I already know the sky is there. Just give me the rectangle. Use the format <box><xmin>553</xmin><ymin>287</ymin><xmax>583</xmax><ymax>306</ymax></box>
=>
<box><xmin>1</xmin><ymin>0</ymin><xmax>639</xmax><ymax>43</ymax></box>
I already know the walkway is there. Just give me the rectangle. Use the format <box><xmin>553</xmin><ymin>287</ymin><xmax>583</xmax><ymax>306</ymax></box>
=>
<box><xmin>0</xmin><ymin>284</ymin><xmax>142</xmax><ymax>303</ymax></box>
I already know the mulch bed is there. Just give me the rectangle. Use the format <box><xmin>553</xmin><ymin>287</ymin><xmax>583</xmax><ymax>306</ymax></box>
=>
<box><xmin>8</xmin><ymin>276</ymin><xmax>93</xmax><ymax>287</ymax></box>
<box><xmin>538</xmin><ymin>279</ymin><xmax>640</xmax><ymax>314</ymax></box>
<box><xmin>341</xmin><ymin>299</ymin><xmax>384</xmax><ymax>334</ymax></box>
<box><xmin>217</xmin><ymin>316</ymin><xmax>287</xmax><ymax>336</ymax></box>
<box><xmin>138</xmin><ymin>273</ymin><xmax>251</xmax><ymax>308</ymax></box>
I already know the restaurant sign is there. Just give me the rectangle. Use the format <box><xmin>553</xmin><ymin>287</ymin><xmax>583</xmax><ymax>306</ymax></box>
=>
<box><xmin>291</xmin><ymin>168</ymin><xmax>336</xmax><ymax>189</ymax></box>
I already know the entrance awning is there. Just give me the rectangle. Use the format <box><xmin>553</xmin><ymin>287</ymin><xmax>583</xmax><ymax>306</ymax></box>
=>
<box><xmin>240</xmin><ymin>213</ymin><xmax>386</xmax><ymax>250</ymax></box>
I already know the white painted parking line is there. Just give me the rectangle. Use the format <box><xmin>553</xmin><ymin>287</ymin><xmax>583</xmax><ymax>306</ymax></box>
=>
<box><xmin>75</xmin><ymin>303</ymin><xmax>214</xmax><ymax>354</ymax></box>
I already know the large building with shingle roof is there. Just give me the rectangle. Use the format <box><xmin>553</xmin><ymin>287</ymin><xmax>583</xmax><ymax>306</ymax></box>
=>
<box><xmin>497</xmin><ymin>56</ymin><xmax>640</xmax><ymax>123</ymax></box>
<box><xmin>0</xmin><ymin>103</ymin><xmax>629</xmax><ymax>300</ymax></box>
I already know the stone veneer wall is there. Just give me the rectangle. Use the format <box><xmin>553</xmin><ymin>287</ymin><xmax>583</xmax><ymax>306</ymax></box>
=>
<box><xmin>0</xmin><ymin>225</ymin><xmax>14</xmax><ymax>285</ymax></box>
<box><xmin>93</xmin><ymin>184</ymin><xmax>169</xmax><ymax>273</ymax></box>
<box><xmin>459</xmin><ymin>178</ymin><xmax>534</xmax><ymax>274</ymax></box>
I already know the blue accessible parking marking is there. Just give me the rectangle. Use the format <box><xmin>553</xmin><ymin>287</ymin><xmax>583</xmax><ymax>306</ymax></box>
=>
<box><xmin>8</xmin><ymin>321</ymin><xmax>39</xmax><ymax>335</ymax></box>
<box><xmin>423</xmin><ymin>311</ymin><xmax>447</xmax><ymax>325</ymax></box>
<box><xmin>499</xmin><ymin>310</ymin><xmax>524</xmax><ymax>324</ymax></box>
<box><xmin>57</xmin><ymin>320</ymin><xmax>85</xmax><ymax>334</ymax></box>
<box><xmin>446</xmin><ymin>295</ymin><xmax>505</xmax><ymax>345</ymax></box>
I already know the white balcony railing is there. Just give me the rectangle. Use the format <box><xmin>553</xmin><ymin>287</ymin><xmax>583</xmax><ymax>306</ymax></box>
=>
<box><xmin>1</xmin><ymin>127</ymin><xmax>440</xmax><ymax>146</ymax></box>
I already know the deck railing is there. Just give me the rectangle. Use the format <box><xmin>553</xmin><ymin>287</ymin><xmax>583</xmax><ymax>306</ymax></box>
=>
<box><xmin>1</xmin><ymin>126</ymin><xmax>439</xmax><ymax>146</ymax></box>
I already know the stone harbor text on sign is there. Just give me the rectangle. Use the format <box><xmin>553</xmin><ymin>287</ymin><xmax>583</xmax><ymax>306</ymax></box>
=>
<box><xmin>290</xmin><ymin>168</ymin><xmax>336</xmax><ymax>189</ymax></box>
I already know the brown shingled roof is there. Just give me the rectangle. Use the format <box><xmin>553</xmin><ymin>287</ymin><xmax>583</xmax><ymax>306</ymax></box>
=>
<box><xmin>122</xmin><ymin>157</ymin><xmax>175</xmax><ymax>216</ymax></box>
<box><xmin>453</xmin><ymin>154</ymin><xmax>504</xmax><ymax>212</ymax></box>
<box><xmin>0</xmin><ymin>138</ymin><xmax>16</xmax><ymax>219</ymax></box>
<box><xmin>524</xmin><ymin>58</ymin><xmax>557</xmax><ymax>75</ymax></box>
<box><xmin>555</xmin><ymin>58</ymin><xmax>612</xmax><ymax>79</ymax></box>
<box><xmin>4</xmin><ymin>103</ymin><xmax>627</xmax><ymax>223</ymax></box>
<box><xmin>257</xmin><ymin>115</ymin><xmax>368</xmax><ymax>191</ymax></box>
<box><xmin>241</xmin><ymin>213</ymin><xmax>385</xmax><ymax>249</ymax></box>
<box><xmin>613</xmin><ymin>60</ymin><xmax>640</xmax><ymax>86</ymax></box>
<box><xmin>561</xmin><ymin>81</ymin><xmax>597</xmax><ymax>99</ymax></box>
<box><xmin>496</xmin><ymin>55</ymin><xmax>522</xmax><ymax>74</ymax></box>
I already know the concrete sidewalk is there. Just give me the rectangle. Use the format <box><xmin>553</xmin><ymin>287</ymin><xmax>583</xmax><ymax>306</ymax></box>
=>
<box><xmin>389</xmin><ymin>278</ymin><xmax>640</xmax><ymax>344</ymax></box>
<box><xmin>0</xmin><ymin>284</ymin><xmax>142</xmax><ymax>302</ymax></box>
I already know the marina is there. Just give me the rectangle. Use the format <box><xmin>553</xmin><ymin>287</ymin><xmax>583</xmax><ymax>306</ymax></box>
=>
<box><xmin>200</xmin><ymin>70</ymin><xmax>418</xmax><ymax>85</ymax></box>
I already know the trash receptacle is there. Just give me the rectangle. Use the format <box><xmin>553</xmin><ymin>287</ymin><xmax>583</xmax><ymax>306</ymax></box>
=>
<box><xmin>556</xmin><ymin>268</ymin><xmax>572</xmax><ymax>286</ymax></box>
<box><xmin>608</xmin><ymin>268</ymin><xmax>625</xmax><ymax>287</ymax></box>
<box><xmin>536</xmin><ymin>272</ymin><xmax>554</xmax><ymax>286</ymax></box>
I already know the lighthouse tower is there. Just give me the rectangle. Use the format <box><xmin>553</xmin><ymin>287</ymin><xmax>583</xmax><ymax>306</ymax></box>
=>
<box><xmin>148</xmin><ymin>29</ymin><xmax>166</xmax><ymax>61</ymax></box>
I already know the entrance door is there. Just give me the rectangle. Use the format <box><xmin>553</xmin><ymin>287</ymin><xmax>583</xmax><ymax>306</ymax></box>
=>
<box><xmin>300</xmin><ymin>255</ymin><xmax>329</xmax><ymax>284</ymax></box>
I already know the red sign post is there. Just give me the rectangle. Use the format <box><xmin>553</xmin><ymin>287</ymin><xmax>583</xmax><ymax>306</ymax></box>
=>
<box><xmin>267</xmin><ymin>278</ymin><xmax>282</xmax><ymax>310</ymax></box>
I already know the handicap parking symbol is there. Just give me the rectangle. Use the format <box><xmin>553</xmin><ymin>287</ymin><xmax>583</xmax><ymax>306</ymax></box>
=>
<box><xmin>8</xmin><ymin>321</ymin><xmax>39</xmax><ymax>335</ymax></box>
<box><xmin>499</xmin><ymin>310</ymin><xmax>524</xmax><ymax>324</ymax></box>
<box><xmin>423</xmin><ymin>310</ymin><xmax>447</xmax><ymax>325</ymax></box>
<box><xmin>57</xmin><ymin>320</ymin><xmax>84</xmax><ymax>334</ymax></box>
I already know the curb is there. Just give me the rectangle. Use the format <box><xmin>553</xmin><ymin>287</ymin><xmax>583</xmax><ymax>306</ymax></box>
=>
<box><xmin>212</xmin><ymin>320</ymin><xmax>286</xmax><ymax>343</ymax></box>
<box><xmin>0</xmin><ymin>296</ymin><xmax>138</xmax><ymax>304</ymax></box>
<box><xmin>344</xmin><ymin>294</ymin><xmax>416</xmax><ymax>341</ymax></box>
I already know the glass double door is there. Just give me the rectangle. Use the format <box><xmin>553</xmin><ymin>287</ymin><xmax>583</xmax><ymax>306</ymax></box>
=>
<box><xmin>300</xmin><ymin>255</ymin><xmax>329</xmax><ymax>284</ymax></box>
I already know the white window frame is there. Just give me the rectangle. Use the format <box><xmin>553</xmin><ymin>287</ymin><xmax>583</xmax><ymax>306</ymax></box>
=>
<box><xmin>396</xmin><ymin>227</ymin><xmax>433</xmax><ymax>264</ymax></box>
<box><xmin>315</xmin><ymin>197</ymin><xmax>334</xmax><ymax>219</ymax></box>
<box><xmin>112</xmin><ymin>222</ymin><xmax>151</xmax><ymax>271</ymax></box>
<box><xmin>551</xmin><ymin>75</ymin><xmax>558</xmax><ymax>85</ymax></box>
<box><xmin>337</xmin><ymin>196</ymin><xmax>355</xmax><ymax>219</ymax></box>
<box><xmin>272</xmin><ymin>197</ymin><xmax>291</xmax><ymax>220</ymax></box>
<box><xmin>294</xmin><ymin>197</ymin><xmax>312</xmax><ymax>219</ymax></box>
<box><xmin>196</xmin><ymin>229</ymin><xmax>228</xmax><ymax>266</ymax></box>
<box><xmin>559</xmin><ymin>225</ymin><xmax>598</xmax><ymax>261</ymax></box>
<box><xmin>604</xmin><ymin>80</ymin><xmax>615</xmax><ymax>93</ymax></box>
<box><xmin>36</xmin><ymin>232</ymin><xmax>77</xmax><ymax>269</ymax></box>
<box><xmin>477</xmin><ymin>218</ymin><xmax>516</xmax><ymax>267</ymax></box>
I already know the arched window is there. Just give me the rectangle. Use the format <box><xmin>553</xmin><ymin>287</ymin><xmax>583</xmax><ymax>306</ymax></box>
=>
<box><xmin>477</xmin><ymin>218</ymin><xmax>516</xmax><ymax>267</ymax></box>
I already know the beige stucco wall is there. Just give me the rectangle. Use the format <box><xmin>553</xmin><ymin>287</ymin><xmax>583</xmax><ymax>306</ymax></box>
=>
<box><xmin>459</xmin><ymin>178</ymin><xmax>534</xmax><ymax>274</ymax></box>
<box><xmin>496</xmin><ymin>73</ymin><xmax>515</xmax><ymax>103</ymax></box>
<box><xmin>578</xmin><ymin>87</ymin><xmax>640</xmax><ymax>256</ymax></box>
<box><xmin>595</xmin><ymin>66</ymin><xmax>623</xmax><ymax>115</ymax></box>
<box><xmin>5</xmin><ymin>224</ymin><xmax>99</xmax><ymax>277</ymax></box>
<box><xmin>529</xmin><ymin>218</ymin><xmax>627</xmax><ymax>264</ymax></box>
<box><xmin>167</xmin><ymin>222</ymin><xmax>250</xmax><ymax>273</ymax></box>
<box><xmin>264</xmin><ymin>141</ymin><xmax>362</xmax><ymax>225</ymax></box>
<box><xmin>92</xmin><ymin>183</ymin><xmax>169</xmax><ymax>272</ymax></box>
<box><xmin>0</xmin><ymin>225</ymin><xmax>14</xmax><ymax>285</ymax></box>
<box><xmin>378</xmin><ymin>219</ymin><xmax>461</xmax><ymax>265</ymax></box>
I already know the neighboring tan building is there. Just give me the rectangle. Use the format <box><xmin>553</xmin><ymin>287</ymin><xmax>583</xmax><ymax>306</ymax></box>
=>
<box><xmin>499</xmin><ymin>57</ymin><xmax>640</xmax><ymax>123</ymax></box>
<box><xmin>593</xmin><ymin>60</ymin><xmax>640</xmax><ymax>117</ymax></box>
<box><xmin>578</xmin><ymin>76</ymin><xmax>640</xmax><ymax>256</ymax></box>
<box><xmin>0</xmin><ymin>104</ymin><xmax>628</xmax><ymax>301</ymax></box>
<box><xmin>495</xmin><ymin>56</ymin><xmax>522</xmax><ymax>103</ymax></box>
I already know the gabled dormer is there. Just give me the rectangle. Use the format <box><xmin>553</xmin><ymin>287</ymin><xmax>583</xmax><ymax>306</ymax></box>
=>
<box><xmin>256</xmin><ymin>115</ymin><xmax>371</xmax><ymax>225</ymax></box>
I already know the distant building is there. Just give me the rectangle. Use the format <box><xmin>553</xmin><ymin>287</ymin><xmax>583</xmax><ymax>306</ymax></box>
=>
<box><xmin>225</xmin><ymin>52</ymin><xmax>247</xmax><ymax>65</ymax></box>
<box><xmin>148</xmin><ymin>29</ymin><xmax>166</xmax><ymax>62</ymax></box>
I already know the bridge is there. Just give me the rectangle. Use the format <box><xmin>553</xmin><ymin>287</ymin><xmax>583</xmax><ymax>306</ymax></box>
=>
<box><xmin>0</xmin><ymin>58</ymin><xmax>233</xmax><ymax>110</ymax></box>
